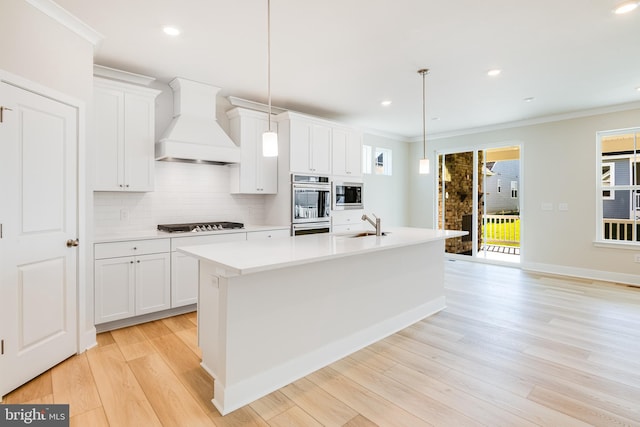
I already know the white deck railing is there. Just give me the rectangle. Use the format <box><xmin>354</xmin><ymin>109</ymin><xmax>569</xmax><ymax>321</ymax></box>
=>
<box><xmin>482</xmin><ymin>215</ymin><xmax>520</xmax><ymax>244</ymax></box>
<box><xmin>603</xmin><ymin>219</ymin><xmax>639</xmax><ymax>242</ymax></box>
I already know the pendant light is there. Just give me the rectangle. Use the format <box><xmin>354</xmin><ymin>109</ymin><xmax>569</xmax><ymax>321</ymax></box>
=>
<box><xmin>262</xmin><ymin>0</ymin><xmax>278</xmax><ymax>157</ymax></box>
<box><xmin>418</xmin><ymin>68</ymin><xmax>430</xmax><ymax>174</ymax></box>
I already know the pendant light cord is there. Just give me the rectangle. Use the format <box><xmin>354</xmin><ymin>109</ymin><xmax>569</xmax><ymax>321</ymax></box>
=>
<box><xmin>418</xmin><ymin>69</ymin><xmax>429</xmax><ymax>159</ymax></box>
<box><xmin>267</xmin><ymin>0</ymin><xmax>273</xmax><ymax>132</ymax></box>
<box><xmin>422</xmin><ymin>71</ymin><xmax>426</xmax><ymax>159</ymax></box>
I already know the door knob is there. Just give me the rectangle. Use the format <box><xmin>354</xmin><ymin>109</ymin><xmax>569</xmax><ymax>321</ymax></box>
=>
<box><xmin>66</xmin><ymin>239</ymin><xmax>79</xmax><ymax>247</ymax></box>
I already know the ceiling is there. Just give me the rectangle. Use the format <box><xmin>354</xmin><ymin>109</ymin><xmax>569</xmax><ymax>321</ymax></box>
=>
<box><xmin>55</xmin><ymin>0</ymin><xmax>640</xmax><ymax>139</ymax></box>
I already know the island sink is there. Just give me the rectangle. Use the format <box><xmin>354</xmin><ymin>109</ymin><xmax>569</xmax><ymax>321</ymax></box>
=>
<box><xmin>350</xmin><ymin>231</ymin><xmax>389</xmax><ymax>237</ymax></box>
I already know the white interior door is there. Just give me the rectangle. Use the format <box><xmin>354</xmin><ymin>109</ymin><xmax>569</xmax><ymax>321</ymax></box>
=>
<box><xmin>0</xmin><ymin>81</ymin><xmax>78</xmax><ymax>398</ymax></box>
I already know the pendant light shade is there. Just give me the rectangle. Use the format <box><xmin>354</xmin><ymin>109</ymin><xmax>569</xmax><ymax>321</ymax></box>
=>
<box><xmin>419</xmin><ymin>158</ymin><xmax>430</xmax><ymax>174</ymax></box>
<box><xmin>418</xmin><ymin>68</ymin><xmax>430</xmax><ymax>174</ymax></box>
<box><xmin>262</xmin><ymin>0</ymin><xmax>278</xmax><ymax>157</ymax></box>
<box><xmin>262</xmin><ymin>130</ymin><xmax>278</xmax><ymax>156</ymax></box>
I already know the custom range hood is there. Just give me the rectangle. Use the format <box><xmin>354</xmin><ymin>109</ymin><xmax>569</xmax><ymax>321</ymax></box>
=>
<box><xmin>155</xmin><ymin>78</ymin><xmax>240</xmax><ymax>164</ymax></box>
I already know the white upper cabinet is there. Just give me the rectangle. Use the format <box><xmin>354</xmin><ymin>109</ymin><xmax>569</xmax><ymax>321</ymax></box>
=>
<box><xmin>332</xmin><ymin>127</ymin><xmax>362</xmax><ymax>177</ymax></box>
<box><xmin>289</xmin><ymin>116</ymin><xmax>332</xmax><ymax>175</ymax></box>
<box><xmin>93</xmin><ymin>77</ymin><xmax>160</xmax><ymax>192</ymax></box>
<box><xmin>227</xmin><ymin>108</ymin><xmax>278</xmax><ymax>194</ymax></box>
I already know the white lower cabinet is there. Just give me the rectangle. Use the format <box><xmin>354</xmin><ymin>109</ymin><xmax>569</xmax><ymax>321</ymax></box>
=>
<box><xmin>170</xmin><ymin>232</ymin><xmax>248</xmax><ymax>308</ymax></box>
<box><xmin>94</xmin><ymin>239</ymin><xmax>171</xmax><ymax>324</ymax></box>
<box><xmin>135</xmin><ymin>253</ymin><xmax>171</xmax><ymax>315</ymax></box>
<box><xmin>331</xmin><ymin>209</ymin><xmax>366</xmax><ymax>233</ymax></box>
<box><xmin>94</xmin><ymin>229</ymin><xmax>291</xmax><ymax>325</ymax></box>
<box><xmin>94</xmin><ymin>257</ymin><xmax>135</xmax><ymax>323</ymax></box>
<box><xmin>171</xmin><ymin>252</ymin><xmax>199</xmax><ymax>308</ymax></box>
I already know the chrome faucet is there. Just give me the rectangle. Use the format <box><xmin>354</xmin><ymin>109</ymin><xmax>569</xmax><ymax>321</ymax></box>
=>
<box><xmin>361</xmin><ymin>213</ymin><xmax>382</xmax><ymax>236</ymax></box>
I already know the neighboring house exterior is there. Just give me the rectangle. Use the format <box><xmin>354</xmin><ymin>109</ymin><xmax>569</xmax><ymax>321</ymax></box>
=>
<box><xmin>484</xmin><ymin>160</ymin><xmax>520</xmax><ymax>214</ymax></box>
<box><xmin>602</xmin><ymin>154</ymin><xmax>637</xmax><ymax>220</ymax></box>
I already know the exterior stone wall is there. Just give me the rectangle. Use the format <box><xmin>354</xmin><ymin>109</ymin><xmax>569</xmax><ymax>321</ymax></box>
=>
<box><xmin>438</xmin><ymin>151</ymin><xmax>483</xmax><ymax>255</ymax></box>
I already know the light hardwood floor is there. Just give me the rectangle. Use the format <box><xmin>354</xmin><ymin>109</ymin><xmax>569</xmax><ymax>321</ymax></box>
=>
<box><xmin>5</xmin><ymin>261</ymin><xmax>640</xmax><ymax>426</ymax></box>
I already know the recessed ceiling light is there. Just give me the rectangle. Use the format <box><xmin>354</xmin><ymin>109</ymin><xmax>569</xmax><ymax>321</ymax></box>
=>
<box><xmin>487</xmin><ymin>69</ymin><xmax>502</xmax><ymax>77</ymax></box>
<box><xmin>523</xmin><ymin>97</ymin><xmax>535</xmax><ymax>102</ymax></box>
<box><xmin>380</xmin><ymin>100</ymin><xmax>392</xmax><ymax>107</ymax></box>
<box><xmin>613</xmin><ymin>0</ymin><xmax>639</xmax><ymax>14</ymax></box>
<box><xmin>163</xmin><ymin>26</ymin><xmax>181</xmax><ymax>36</ymax></box>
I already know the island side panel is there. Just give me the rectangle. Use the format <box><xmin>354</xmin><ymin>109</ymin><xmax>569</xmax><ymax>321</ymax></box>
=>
<box><xmin>203</xmin><ymin>239</ymin><xmax>445</xmax><ymax>415</ymax></box>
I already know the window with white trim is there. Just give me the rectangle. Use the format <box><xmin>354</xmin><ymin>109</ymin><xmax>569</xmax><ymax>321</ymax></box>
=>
<box><xmin>597</xmin><ymin>128</ymin><xmax>640</xmax><ymax>243</ymax></box>
<box><xmin>375</xmin><ymin>148</ymin><xmax>392</xmax><ymax>176</ymax></box>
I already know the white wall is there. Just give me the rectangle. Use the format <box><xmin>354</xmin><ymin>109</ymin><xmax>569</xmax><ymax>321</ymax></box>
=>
<box><xmin>1</xmin><ymin>0</ymin><xmax>97</xmax><ymax>348</ymax></box>
<box><xmin>409</xmin><ymin>106</ymin><xmax>640</xmax><ymax>284</ymax></box>
<box><xmin>362</xmin><ymin>133</ymin><xmax>411</xmax><ymax>226</ymax></box>
<box><xmin>0</xmin><ymin>0</ymin><xmax>94</xmax><ymax>102</ymax></box>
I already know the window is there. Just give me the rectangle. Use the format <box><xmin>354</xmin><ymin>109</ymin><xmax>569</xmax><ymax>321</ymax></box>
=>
<box><xmin>362</xmin><ymin>145</ymin><xmax>372</xmax><ymax>174</ymax></box>
<box><xmin>375</xmin><ymin>148</ymin><xmax>392</xmax><ymax>175</ymax></box>
<box><xmin>597</xmin><ymin>128</ymin><xmax>640</xmax><ymax>243</ymax></box>
<box><xmin>510</xmin><ymin>181</ymin><xmax>518</xmax><ymax>198</ymax></box>
<box><xmin>363</xmin><ymin>145</ymin><xmax>392</xmax><ymax>176</ymax></box>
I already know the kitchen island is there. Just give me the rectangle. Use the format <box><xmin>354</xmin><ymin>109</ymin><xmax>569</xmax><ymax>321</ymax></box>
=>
<box><xmin>178</xmin><ymin>227</ymin><xmax>466</xmax><ymax>415</ymax></box>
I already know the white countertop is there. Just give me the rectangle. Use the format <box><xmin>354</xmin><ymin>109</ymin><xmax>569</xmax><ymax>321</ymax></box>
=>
<box><xmin>94</xmin><ymin>225</ymin><xmax>290</xmax><ymax>243</ymax></box>
<box><xmin>178</xmin><ymin>227</ymin><xmax>466</xmax><ymax>276</ymax></box>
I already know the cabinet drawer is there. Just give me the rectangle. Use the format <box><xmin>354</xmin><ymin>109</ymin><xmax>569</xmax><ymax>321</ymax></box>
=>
<box><xmin>246</xmin><ymin>229</ymin><xmax>290</xmax><ymax>240</ymax></box>
<box><xmin>171</xmin><ymin>231</ymin><xmax>246</xmax><ymax>251</ymax></box>
<box><xmin>331</xmin><ymin>209</ymin><xmax>365</xmax><ymax>226</ymax></box>
<box><xmin>95</xmin><ymin>238</ymin><xmax>170</xmax><ymax>259</ymax></box>
<box><xmin>332</xmin><ymin>224</ymin><xmax>365</xmax><ymax>233</ymax></box>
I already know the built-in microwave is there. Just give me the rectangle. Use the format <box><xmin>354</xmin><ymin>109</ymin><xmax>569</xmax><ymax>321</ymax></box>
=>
<box><xmin>333</xmin><ymin>181</ymin><xmax>364</xmax><ymax>210</ymax></box>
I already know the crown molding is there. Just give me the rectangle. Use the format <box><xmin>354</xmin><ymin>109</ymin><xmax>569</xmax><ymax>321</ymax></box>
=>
<box><xmin>93</xmin><ymin>65</ymin><xmax>156</xmax><ymax>86</ymax></box>
<box><xmin>25</xmin><ymin>0</ymin><xmax>103</xmax><ymax>47</ymax></box>
<box><xmin>408</xmin><ymin>100</ymin><xmax>640</xmax><ymax>142</ymax></box>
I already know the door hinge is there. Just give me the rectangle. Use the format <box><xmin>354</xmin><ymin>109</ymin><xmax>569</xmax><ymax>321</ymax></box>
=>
<box><xmin>0</xmin><ymin>106</ymin><xmax>13</xmax><ymax>123</ymax></box>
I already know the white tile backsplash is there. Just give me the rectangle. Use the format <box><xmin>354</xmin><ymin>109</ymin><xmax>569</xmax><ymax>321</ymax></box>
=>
<box><xmin>94</xmin><ymin>161</ymin><xmax>266</xmax><ymax>234</ymax></box>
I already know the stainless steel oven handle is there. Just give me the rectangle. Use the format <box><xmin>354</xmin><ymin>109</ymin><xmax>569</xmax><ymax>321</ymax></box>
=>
<box><xmin>292</xmin><ymin>184</ymin><xmax>330</xmax><ymax>192</ymax></box>
<box><xmin>292</xmin><ymin>222</ymin><xmax>331</xmax><ymax>230</ymax></box>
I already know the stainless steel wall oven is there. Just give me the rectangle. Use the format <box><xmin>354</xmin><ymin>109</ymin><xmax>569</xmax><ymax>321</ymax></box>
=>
<box><xmin>291</xmin><ymin>174</ymin><xmax>331</xmax><ymax>235</ymax></box>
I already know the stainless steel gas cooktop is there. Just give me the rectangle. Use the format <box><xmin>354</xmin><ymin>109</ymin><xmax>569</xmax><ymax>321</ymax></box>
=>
<box><xmin>157</xmin><ymin>221</ymin><xmax>244</xmax><ymax>233</ymax></box>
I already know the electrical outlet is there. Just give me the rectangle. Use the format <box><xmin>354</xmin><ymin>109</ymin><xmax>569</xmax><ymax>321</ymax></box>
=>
<box><xmin>120</xmin><ymin>208</ymin><xmax>129</xmax><ymax>221</ymax></box>
<box><xmin>634</xmin><ymin>254</ymin><xmax>640</xmax><ymax>263</ymax></box>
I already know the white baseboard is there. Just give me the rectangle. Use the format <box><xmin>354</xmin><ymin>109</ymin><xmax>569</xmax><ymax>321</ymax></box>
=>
<box><xmin>522</xmin><ymin>262</ymin><xmax>640</xmax><ymax>287</ymax></box>
<box><xmin>95</xmin><ymin>304</ymin><xmax>197</xmax><ymax>333</ymax></box>
<box><xmin>79</xmin><ymin>327</ymin><xmax>97</xmax><ymax>352</ymax></box>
